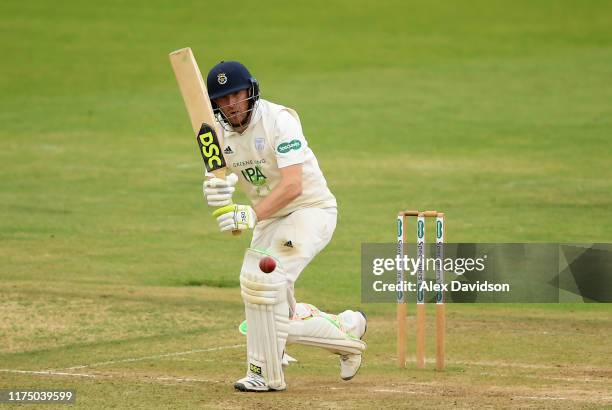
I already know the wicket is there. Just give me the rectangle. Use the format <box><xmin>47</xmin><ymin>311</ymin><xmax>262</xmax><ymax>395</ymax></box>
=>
<box><xmin>396</xmin><ymin>210</ymin><xmax>445</xmax><ymax>370</ymax></box>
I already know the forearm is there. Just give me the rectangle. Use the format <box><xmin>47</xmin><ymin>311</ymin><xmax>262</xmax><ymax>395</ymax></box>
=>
<box><xmin>253</xmin><ymin>182</ymin><xmax>301</xmax><ymax>221</ymax></box>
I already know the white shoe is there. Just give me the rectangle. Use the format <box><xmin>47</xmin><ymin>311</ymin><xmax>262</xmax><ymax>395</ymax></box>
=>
<box><xmin>234</xmin><ymin>373</ymin><xmax>284</xmax><ymax>392</ymax></box>
<box><xmin>282</xmin><ymin>352</ymin><xmax>297</xmax><ymax>367</ymax></box>
<box><xmin>340</xmin><ymin>354</ymin><xmax>363</xmax><ymax>380</ymax></box>
<box><xmin>340</xmin><ymin>311</ymin><xmax>367</xmax><ymax>381</ymax></box>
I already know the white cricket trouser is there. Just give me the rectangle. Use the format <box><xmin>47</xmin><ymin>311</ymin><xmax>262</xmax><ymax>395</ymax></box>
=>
<box><xmin>248</xmin><ymin>207</ymin><xmax>337</xmax><ymax>314</ymax></box>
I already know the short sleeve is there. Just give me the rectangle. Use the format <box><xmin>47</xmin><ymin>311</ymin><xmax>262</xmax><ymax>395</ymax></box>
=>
<box><xmin>273</xmin><ymin>110</ymin><xmax>306</xmax><ymax>168</ymax></box>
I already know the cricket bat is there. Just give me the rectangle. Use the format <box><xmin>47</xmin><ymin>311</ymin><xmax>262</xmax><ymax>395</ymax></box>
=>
<box><xmin>169</xmin><ymin>47</ymin><xmax>240</xmax><ymax>236</ymax></box>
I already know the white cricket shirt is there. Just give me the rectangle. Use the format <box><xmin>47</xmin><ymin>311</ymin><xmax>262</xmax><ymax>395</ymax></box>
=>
<box><xmin>219</xmin><ymin>99</ymin><xmax>336</xmax><ymax>219</ymax></box>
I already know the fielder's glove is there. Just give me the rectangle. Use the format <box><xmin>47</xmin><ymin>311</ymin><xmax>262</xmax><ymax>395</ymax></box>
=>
<box><xmin>212</xmin><ymin>204</ymin><xmax>257</xmax><ymax>233</ymax></box>
<box><xmin>203</xmin><ymin>173</ymin><xmax>238</xmax><ymax>207</ymax></box>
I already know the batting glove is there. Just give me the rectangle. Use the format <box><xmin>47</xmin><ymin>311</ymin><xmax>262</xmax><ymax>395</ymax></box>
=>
<box><xmin>203</xmin><ymin>173</ymin><xmax>238</xmax><ymax>207</ymax></box>
<box><xmin>212</xmin><ymin>204</ymin><xmax>257</xmax><ymax>233</ymax></box>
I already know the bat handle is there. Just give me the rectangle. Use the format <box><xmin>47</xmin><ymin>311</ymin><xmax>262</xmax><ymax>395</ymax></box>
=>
<box><xmin>209</xmin><ymin>170</ymin><xmax>242</xmax><ymax>237</ymax></box>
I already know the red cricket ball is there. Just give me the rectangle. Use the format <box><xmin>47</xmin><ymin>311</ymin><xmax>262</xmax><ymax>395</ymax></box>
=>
<box><xmin>259</xmin><ymin>256</ymin><xmax>277</xmax><ymax>273</ymax></box>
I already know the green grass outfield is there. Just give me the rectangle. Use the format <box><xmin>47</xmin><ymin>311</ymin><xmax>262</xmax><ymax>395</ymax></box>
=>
<box><xmin>1</xmin><ymin>0</ymin><xmax>611</xmax><ymax>408</ymax></box>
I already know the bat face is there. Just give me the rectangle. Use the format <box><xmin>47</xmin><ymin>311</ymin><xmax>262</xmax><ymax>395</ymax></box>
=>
<box><xmin>169</xmin><ymin>47</ymin><xmax>228</xmax><ymax>179</ymax></box>
<box><xmin>170</xmin><ymin>47</ymin><xmax>241</xmax><ymax>235</ymax></box>
<box><xmin>197</xmin><ymin>123</ymin><xmax>226</xmax><ymax>173</ymax></box>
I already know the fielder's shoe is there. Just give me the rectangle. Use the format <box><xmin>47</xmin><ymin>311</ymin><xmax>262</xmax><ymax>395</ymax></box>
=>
<box><xmin>234</xmin><ymin>373</ymin><xmax>285</xmax><ymax>392</ymax></box>
<box><xmin>340</xmin><ymin>310</ymin><xmax>367</xmax><ymax>381</ymax></box>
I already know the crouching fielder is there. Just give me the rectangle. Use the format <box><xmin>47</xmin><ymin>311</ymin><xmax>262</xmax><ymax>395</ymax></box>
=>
<box><xmin>203</xmin><ymin>61</ymin><xmax>366</xmax><ymax>392</ymax></box>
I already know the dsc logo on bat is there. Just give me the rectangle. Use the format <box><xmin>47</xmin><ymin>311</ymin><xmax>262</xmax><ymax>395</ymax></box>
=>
<box><xmin>196</xmin><ymin>124</ymin><xmax>226</xmax><ymax>171</ymax></box>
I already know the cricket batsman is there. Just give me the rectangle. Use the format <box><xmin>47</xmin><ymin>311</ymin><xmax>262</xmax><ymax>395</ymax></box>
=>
<box><xmin>202</xmin><ymin>61</ymin><xmax>367</xmax><ymax>392</ymax></box>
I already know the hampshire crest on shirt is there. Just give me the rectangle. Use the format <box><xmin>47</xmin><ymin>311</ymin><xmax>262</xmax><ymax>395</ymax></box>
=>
<box><xmin>254</xmin><ymin>137</ymin><xmax>265</xmax><ymax>151</ymax></box>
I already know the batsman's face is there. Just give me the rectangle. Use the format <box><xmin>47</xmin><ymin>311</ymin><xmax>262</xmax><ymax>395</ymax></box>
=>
<box><xmin>214</xmin><ymin>89</ymin><xmax>250</xmax><ymax>128</ymax></box>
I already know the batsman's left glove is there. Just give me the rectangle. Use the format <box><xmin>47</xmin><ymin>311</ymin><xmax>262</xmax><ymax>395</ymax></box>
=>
<box><xmin>203</xmin><ymin>173</ymin><xmax>238</xmax><ymax>207</ymax></box>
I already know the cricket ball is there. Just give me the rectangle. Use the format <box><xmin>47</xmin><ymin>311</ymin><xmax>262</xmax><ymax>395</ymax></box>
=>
<box><xmin>259</xmin><ymin>256</ymin><xmax>277</xmax><ymax>273</ymax></box>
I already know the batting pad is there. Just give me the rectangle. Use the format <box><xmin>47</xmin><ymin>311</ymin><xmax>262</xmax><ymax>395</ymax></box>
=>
<box><xmin>240</xmin><ymin>249</ymin><xmax>289</xmax><ymax>390</ymax></box>
<box><xmin>287</xmin><ymin>304</ymin><xmax>366</xmax><ymax>356</ymax></box>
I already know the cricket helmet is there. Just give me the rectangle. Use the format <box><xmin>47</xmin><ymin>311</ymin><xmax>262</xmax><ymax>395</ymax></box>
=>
<box><xmin>207</xmin><ymin>61</ymin><xmax>260</xmax><ymax>130</ymax></box>
<box><xmin>207</xmin><ymin>61</ymin><xmax>259</xmax><ymax>101</ymax></box>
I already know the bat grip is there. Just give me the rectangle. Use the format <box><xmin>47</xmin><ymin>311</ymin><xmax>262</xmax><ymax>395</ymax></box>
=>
<box><xmin>208</xmin><ymin>170</ymin><xmax>242</xmax><ymax>237</ymax></box>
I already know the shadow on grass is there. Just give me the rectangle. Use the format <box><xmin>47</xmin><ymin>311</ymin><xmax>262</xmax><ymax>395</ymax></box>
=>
<box><xmin>179</xmin><ymin>278</ymin><xmax>239</xmax><ymax>288</ymax></box>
